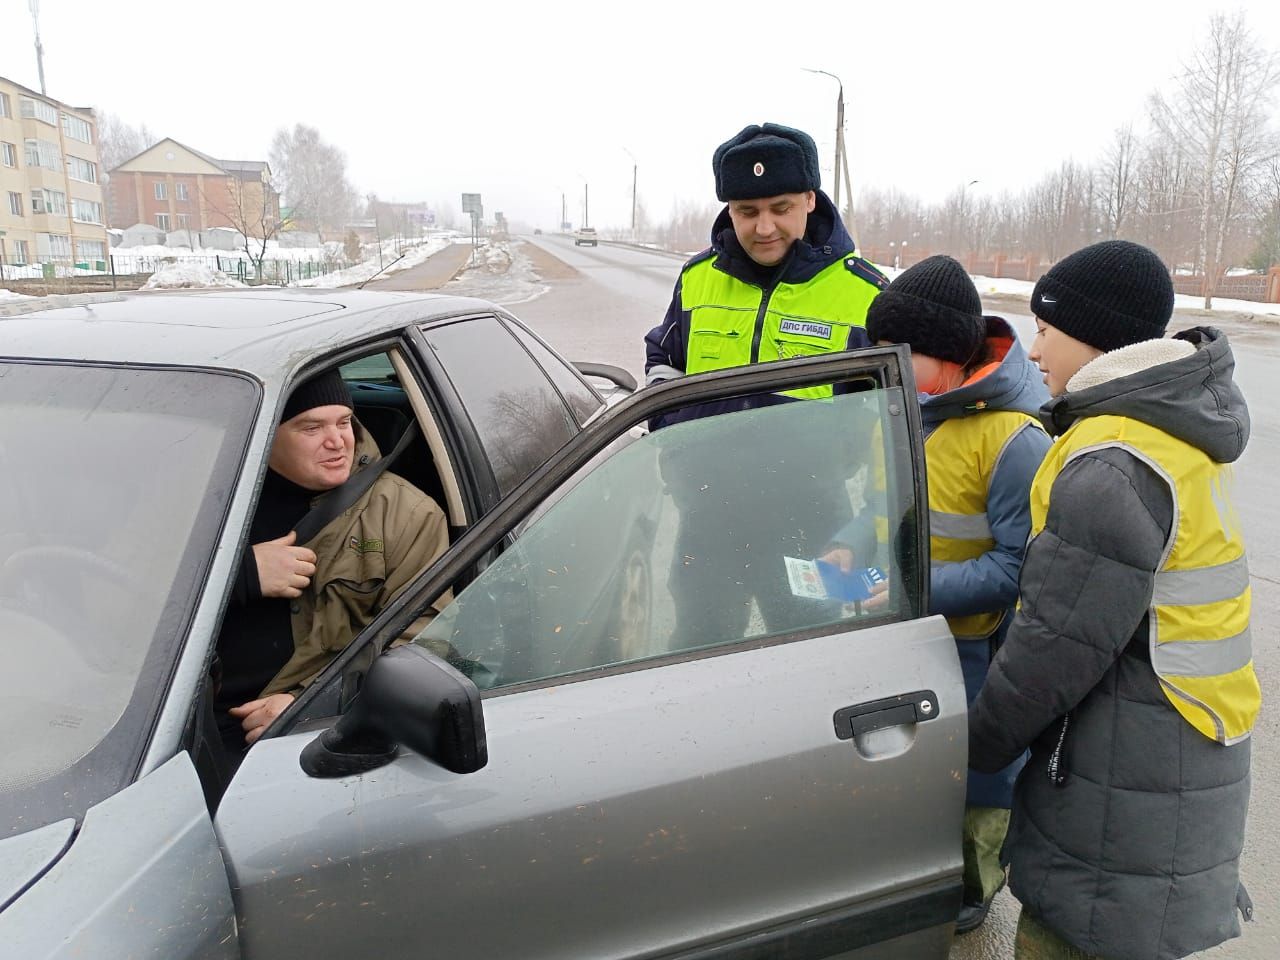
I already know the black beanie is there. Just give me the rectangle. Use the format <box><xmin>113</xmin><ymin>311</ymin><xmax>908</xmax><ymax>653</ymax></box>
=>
<box><xmin>1031</xmin><ymin>240</ymin><xmax>1173</xmax><ymax>351</ymax></box>
<box><xmin>865</xmin><ymin>255</ymin><xmax>987</xmax><ymax>366</ymax></box>
<box><xmin>281</xmin><ymin>368</ymin><xmax>353</xmax><ymax>423</ymax></box>
<box><xmin>713</xmin><ymin>123</ymin><xmax>821</xmax><ymax>201</ymax></box>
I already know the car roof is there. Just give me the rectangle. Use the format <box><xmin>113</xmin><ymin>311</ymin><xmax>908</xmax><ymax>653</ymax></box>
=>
<box><xmin>0</xmin><ymin>289</ymin><xmax>502</xmax><ymax>381</ymax></box>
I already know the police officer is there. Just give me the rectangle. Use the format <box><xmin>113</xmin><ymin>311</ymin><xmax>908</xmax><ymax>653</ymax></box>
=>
<box><xmin>643</xmin><ymin>122</ymin><xmax>887</xmax><ymax>643</ymax></box>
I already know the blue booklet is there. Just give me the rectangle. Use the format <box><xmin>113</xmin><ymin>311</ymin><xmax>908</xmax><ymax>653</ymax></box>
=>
<box><xmin>813</xmin><ymin>560</ymin><xmax>887</xmax><ymax>602</ymax></box>
<box><xmin>785</xmin><ymin>556</ymin><xmax>886</xmax><ymax>602</ymax></box>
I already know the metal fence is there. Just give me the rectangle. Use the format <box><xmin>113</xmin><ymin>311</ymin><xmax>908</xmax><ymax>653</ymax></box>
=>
<box><xmin>0</xmin><ymin>253</ymin><xmax>348</xmax><ymax>290</ymax></box>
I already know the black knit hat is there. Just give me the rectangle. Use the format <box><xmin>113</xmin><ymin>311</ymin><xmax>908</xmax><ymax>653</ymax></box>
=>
<box><xmin>281</xmin><ymin>368</ymin><xmax>353</xmax><ymax>423</ymax></box>
<box><xmin>1031</xmin><ymin>240</ymin><xmax>1173</xmax><ymax>351</ymax></box>
<box><xmin>713</xmin><ymin>123</ymin><xmax>821</xmax><ymax>201</ymax></box>
<box><xmin>865</xmin><ymin>255</ymin><xmax>987</xmax><ymax>366</ymax></box>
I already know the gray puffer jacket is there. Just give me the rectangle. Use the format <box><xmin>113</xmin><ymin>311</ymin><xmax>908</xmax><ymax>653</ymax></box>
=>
<box><xmin>968</xmin><ymin>327</ymin><xmax>1253</xmax><ymax>960</ymax></box>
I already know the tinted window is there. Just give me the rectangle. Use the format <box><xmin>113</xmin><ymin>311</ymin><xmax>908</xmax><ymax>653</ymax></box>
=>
<box><xmin>416</xmin><ymin>386</ymin><xmax>921</xmax><ymax>690</ymax></box>
<box><xmin>0</xmin><ymin>362</ymin><xmax>256</xmax><ymax>834</ymax></box>
<box><xmin>506</xmin><ymin>321</ymin><xmax>603</xmax><ymax>425</ymax></box>
<box><xmin>425</xmin><ymin>316</ymin><xmax>577</xmax><ymax>495</ymax></box>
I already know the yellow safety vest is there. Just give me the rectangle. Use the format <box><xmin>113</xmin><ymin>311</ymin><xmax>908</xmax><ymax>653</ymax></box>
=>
<box><xmin>928</xmin><ymin>411</ymin><xmax>1043</xmax><ymax>640</ymax></box>
<box><xmin>679</xmin><ymin>255</ymin><xmax>880</xmax><ymax>401</ymax></box>
<box><xmin>1030</xmin><ymin>414</ymin><xmax>1260</xmax><ymax>744</ymax></box>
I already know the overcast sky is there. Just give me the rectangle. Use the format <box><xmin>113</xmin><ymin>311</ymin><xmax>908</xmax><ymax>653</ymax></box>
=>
<box><xmin>3</xmin><ymin>0</ymin><xmax>1278</xmax><ymax>232</ymax></box>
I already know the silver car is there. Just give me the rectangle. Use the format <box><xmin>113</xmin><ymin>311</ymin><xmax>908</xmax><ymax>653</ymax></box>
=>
<box><xmin>0</xmin><ymin>289</ymin><xmax>966</xmax><ymax>959</ymax></box>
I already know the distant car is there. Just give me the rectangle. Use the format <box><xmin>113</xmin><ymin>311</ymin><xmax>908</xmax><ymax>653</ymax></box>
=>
<box><xmin>574</xmin><ymin>226</ymin><xmax>598</xmax><ymax>246</ymax></box>
<box><xmin>533</xmin><ymin>227</ymin><xmax>543</xmax><ymax>235</ymax></box>
<box><xmin>0</xmin><ymin>290</ymin><xmax>966</xmax><ymax>959</ymax></box>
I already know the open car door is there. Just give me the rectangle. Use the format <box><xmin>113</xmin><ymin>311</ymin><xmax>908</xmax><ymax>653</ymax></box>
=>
<box><xmin>217</xmin><ymin>347</ymin><xmax>966</xmax><ymax>960</ymax></box>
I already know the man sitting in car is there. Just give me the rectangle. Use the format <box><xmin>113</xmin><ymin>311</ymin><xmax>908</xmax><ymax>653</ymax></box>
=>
<box><xmin>214</xmin><ymin>369</ymin><xmax>450</xmax><ymax>752</ymax></box>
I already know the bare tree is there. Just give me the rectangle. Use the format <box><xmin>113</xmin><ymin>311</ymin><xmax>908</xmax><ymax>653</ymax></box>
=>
<box><xmin>201</xmin><ymin>173</ymin><xmax>283</xmax><ymax>277</ymax></box>
<box><xmin>1151</xmin><ymin>12</ymin><xmax>1280</xmax><ymax>306</ymax></box>
<box><xmin>269</xmin><ymin>124</ymin><xmax>358</xmax><ymax>242</ymax></box>
<box><xmin>1249</xmin><ymin>156</ymin><xmax>1280</xmax><ymax>270</ymax></box>
<box><xmin>96</xmin><ymin>111</ymin><xmax>158</xmax><ymax>175</ymax></box>
<box><xmin>1101</xmin><ymin>125</ymin><xmax>1140</xmax><ymax>238</ymax></box>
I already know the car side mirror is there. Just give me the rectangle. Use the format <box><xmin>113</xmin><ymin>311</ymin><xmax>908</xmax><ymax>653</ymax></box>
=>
<box><xmin>299</xmin><ymin>645</ymin><xmax>488</xmax><ymax>778</ymax></box>
<box><xmin>573</xmin><ymin>362</ymin><xmax>638</xmax><ymax>394</ymax></box>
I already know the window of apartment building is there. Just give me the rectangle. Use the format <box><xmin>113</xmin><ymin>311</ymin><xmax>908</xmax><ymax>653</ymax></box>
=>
<box><xmin>78</xmin><ymin>239</ymin><xmax>105</xmax><ymax>261</ymax></box>
<box><xmin>156</xmin><ymin>213</ymin><xmax>171</xmax><ymax>231</ymax></box>
<box><xmin>7</xmin><ymin>192</ymin><xmax>21</xmax><ymax>217</ymax></box>
<box><xmin>67</xmin><ymin>156</ymin><xmax>97</xmax><ymax>183</ymax></box>
<box><xmin>177</xmin><ymin>182</ymin><xmax>189</xmax><ymax>201</ymax></box>
<box><xmin>61</xmin><ymin>114</ymin><xmax>93</xmax><ymax>144</ymax></box>
<box><xmin>30</xmin><ymin>189</ymin><xmax>67</xmax><ymax>217</ymax></box>
<box><xmin>37</xmin><ymin>233</ymin><xmax>72</xmax><ymax>258</ymax></box>
<box><xmin>72</xmin><ymin>198</ymin><xmax>102</xmax><ymax>224</ymax></box>
<box><xmin>177</xmin><ymin>213</ymin><xmax>190</xmax><ymax>230</ymax></box>
<box><xmin>19</xmin><ymin>97</ymin><xmax>58</xmax><ymax>126</ymax></box>
<box><xmin>1</xmin><ymin>142</ymin><xmax>16</xmax><ymax>168</ymax></box>
<box><xmin>0</xmin><ymin>92</ymin><xmax>11</xmax><ymax>118</ymax></box>
<box><xmin>154</xmin><ymin>181</ymin><xmax>167</xmax><ymax>201</ymax></box>
<box><xmin>23</xmin><ymin>139</ymin><xmax>61</xmax><ymax>172</ymax></box>
<box><xmin>12</xmin><ymin>239</ymin><xmax>29</xmax><ymax>264</ymax></box>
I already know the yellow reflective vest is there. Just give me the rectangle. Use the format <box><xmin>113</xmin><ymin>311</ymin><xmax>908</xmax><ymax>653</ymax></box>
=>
<box><xmin>929</xmin><ymin>411</ymin><xmax>1043</xmax><ymax>640</ymax></box>
<box><xmin>679</xmin><ymin>255</ymin><xmax>880</xmax><ymax>401</ymax></box>
<box><xmin>1030</xmin><ymin>414</ymin><xmax>1260</xmax><ymax>744</ymax></box>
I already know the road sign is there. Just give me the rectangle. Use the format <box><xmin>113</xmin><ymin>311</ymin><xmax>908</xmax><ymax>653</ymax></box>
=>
<box><xmin>461</xmin><ymin>193</ymin><xmax>482</xmax><ymax>214</ymax></box>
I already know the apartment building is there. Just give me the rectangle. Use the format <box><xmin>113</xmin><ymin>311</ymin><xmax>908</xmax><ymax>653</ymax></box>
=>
<box><xmin>107</xmin><ymin>138</ymin><xmax>279</xmax><ymax>237</ymax></box>
<box><xmin>0</xmin><ymin>76</ymin><xmax>109</xmax><ymax>269</ymax></box>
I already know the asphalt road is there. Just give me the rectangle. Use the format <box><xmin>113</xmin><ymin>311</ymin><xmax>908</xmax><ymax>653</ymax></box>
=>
<box><xmin>475</xmin><ymin>234</ymin><xmax>1280</xmax><ymax>958</ymax></box>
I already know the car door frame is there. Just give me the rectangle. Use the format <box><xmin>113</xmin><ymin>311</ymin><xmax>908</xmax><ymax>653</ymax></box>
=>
<box><xmin>279</xmin><ymin>345</ymin><xmax>930</xmax><ymax>729</ymax></box>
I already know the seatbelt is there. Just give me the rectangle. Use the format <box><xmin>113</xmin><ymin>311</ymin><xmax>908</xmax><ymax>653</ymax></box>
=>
<box><xmin>292</xmin><ymin>422</ymin><xmax>419</xmax><ymax>546</ymax></box>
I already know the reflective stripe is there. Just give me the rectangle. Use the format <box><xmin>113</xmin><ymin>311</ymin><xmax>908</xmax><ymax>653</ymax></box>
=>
<box><xmin>1154</xmin><ymin>627</ymin><xmax>1254</xmax><ymax>678</ymax></box>
<box><xmin>645</xmin><ymin>364</ymin><xmax>684</xmax><ymax>386</ymax></box>
<box><xmin>930</xmin><ymin>509</ymin><xmax>991</xmax><ymax>540</ymax></box>
<box><xmin>1153</xmin><ymin>555</ymin><xmax>1250</xmax><ymax>607</ymax></box>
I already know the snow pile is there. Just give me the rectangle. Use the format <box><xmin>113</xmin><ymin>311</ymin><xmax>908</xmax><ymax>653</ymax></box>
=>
<box><xmin>444</xmin><ymin>239</ymin><xmax>549</xmax><ymax>306</ymax></box>
<box><xmin>0</xmin><ymin>289</ymin><xmax>34</xmax><ymax>301</ymax></box>
<box><xmin>141</xmin><ymin>262</ymin><xmax>246</xmax><ymax>290</ymax></box>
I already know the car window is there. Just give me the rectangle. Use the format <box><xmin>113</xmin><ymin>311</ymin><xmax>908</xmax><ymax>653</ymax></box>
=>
<box><xmin>415</xmin><ymin>386</ymin><xmax>920</xmax><ymax>690</ymax></box>
<box><xmin>0</xmin><ymin>361</ymin><xmax>256</xmax><ymax>832</ymax></box>
<box><xmin>505</xmin><ymin>321</ymin><xmax>603</xmax><ymax>425</ymax></box>
<box><xmin>423</xmin><ymin>316</ymin><xmax>578</xmax><ymax>496</ymax></box>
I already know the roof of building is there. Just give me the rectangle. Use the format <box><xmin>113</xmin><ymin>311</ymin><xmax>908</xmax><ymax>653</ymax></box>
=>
<box><xmin>108</xmin><ymin>137</ymin><xmax>273</xmax><ymax>179</ymax></box>
<box><xmin>0</xmin><ymin>73</ymin><xmax>95</xmax><ymax>116</ymax></box>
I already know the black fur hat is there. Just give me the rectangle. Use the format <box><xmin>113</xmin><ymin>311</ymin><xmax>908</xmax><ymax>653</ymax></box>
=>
<box><xmin>713</xmin><ymin>123</ymin><xmax>821</xmax><ymax>201</ymax></box>
<box><xmin>866</xmin><ymin>255</ymin><xmax>986</xmax><ymax>366</ymax></box>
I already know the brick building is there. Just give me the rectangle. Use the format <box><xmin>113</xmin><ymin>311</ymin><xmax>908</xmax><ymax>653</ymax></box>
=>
<box><xmin>107</xmin><ymin>138</ymin><xmax>279</xmax><ymax>237</ymax></box>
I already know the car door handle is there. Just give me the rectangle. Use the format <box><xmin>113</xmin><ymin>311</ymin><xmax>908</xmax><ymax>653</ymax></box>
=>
<box><xmin>833</xmin><ymin>690</ymin><xmax>938</xmax><ymax>740</ymax></box>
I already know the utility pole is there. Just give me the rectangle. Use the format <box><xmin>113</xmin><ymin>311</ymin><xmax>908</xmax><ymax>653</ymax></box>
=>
<box><xmin>583</xmin><ymin>182</ymin><xmax>589</xmax><ymax>228</ymax></box>
<box><xmin>561</xmin><ymin>192</ymin><xmax>566</xmax><ymax>231</ymax></box>
<box><xmin>29</xmin><ymin>0</ymin><xmax>47</xmax><ymax>95</ymax></box>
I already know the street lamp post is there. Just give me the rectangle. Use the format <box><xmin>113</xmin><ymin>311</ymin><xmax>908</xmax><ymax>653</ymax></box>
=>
<box><xmin>803</xmin><ymin>67</ymin><xmax>847</xmax><ymax>216</ymax></box>
<box><xmin>623</xmin><ymin>147</ymin><xmax>638</xmax><ymax>238</ymax></box>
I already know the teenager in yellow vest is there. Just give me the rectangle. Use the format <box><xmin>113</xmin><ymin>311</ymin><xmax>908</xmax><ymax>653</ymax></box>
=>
<box><xmin>968</xmin><ymin>241</ymin><xmax>1259</xmax><ymax>960</ymax></box>
<box><xmin>823</xmin><ymin>256</ymin><xmax>1050</xmax><ymax>934</ymax></box>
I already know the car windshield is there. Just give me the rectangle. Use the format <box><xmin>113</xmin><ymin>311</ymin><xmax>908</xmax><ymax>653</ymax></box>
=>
<box><xmin>0</xmin><ymin>361</ymin><xmax>256</xmax><ymax>834</ymax></box>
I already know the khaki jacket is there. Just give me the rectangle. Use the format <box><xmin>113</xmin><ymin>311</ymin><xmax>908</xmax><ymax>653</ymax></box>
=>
<box><xmin>261</xmin><ymin>429</ymin><xmax>450</xmax><ymax>696</ymax></box>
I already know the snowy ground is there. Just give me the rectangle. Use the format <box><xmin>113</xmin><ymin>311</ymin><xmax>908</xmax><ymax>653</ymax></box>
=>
<box><xmin>295</xmin><ymin>235</ymin><xmax>459</xmax><ymax>289</ymax></box>
<box><xmin>874</xmin><ymin>264</ymin><xmax>1280</xmax><ymax>320</ymax></box>
<box><xmin>0</xmin><ymin>288</ymin><xmax>34</xmax><ymax>301</ymax></box>
<box><xmin>141</xmin><ymin>262</ymin><xmax>246</xmax><ymax>290</ymax></box>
